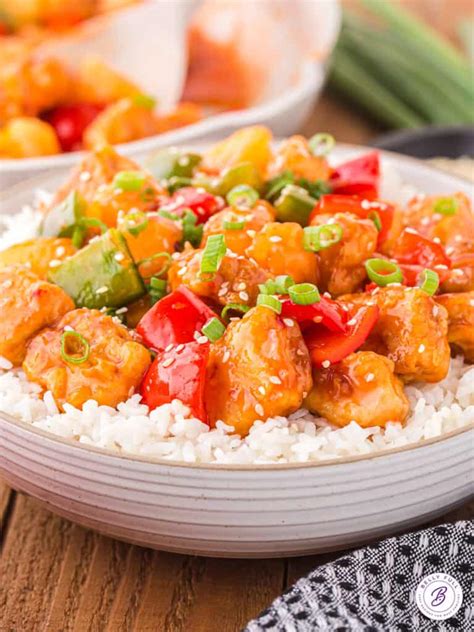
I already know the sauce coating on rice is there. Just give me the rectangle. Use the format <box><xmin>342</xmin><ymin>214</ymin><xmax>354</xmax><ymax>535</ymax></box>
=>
<box><xmin>0</xmin><ymin>127</ymin><xmax>473</xmax><ymax>440</ymax></box>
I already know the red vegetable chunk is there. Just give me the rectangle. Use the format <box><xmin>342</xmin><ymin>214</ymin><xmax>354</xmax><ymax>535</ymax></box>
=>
<box><xmin>304</xmin><ymin>304</ymin><xmax>379</xmax><ymax>367</ymax></box>
<box><xmin>140</xmin><ymin>341</ymin><xmax>210</xmax><ymax>421</ymax></box>
<box><xmin>136</xmin><ymin>286</ymin><xmax>217</xmax><ymax>352</ymax></box>
<box><xmin>45</xmin><ymin>103</ymin><xmax>104</xmax><ymax>152</ymax></box>
<box><xmin>330</xmin><ymin>152</ymin><xmax>380</xmax><ymax>199</ymax></box>
<box><xmin>280</xmin><ymin>296</ymin><xmax>347</xmax><ymax>333</ymax></box>
<box><xmin>391</xmin><ymin>228</ymin><xmax>451</xmax><ymax>269</ymax></box>
<box><xmin>160</xmin><ymin>187</ymin><xmax>224</xmax><ymax>223</ymax></box>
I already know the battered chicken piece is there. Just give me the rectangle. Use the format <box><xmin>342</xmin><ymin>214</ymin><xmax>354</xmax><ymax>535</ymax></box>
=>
<box><xmin>305</xmin><ymin>351</ymin><xmax>409</xmax><ymax>428</ymax></box>
<box><xmin>341</xmin><ymin>287</ymin><xmax>451</xmax><ymax>383</ymax></box>
<box><xmin>440</xmin><ymin>267</ymin><xmax>474</xmax><ymax>294</ymax></box>
<box><xmin>0</xmin><ymin>237</ymin><xmax>76</xmax><ymax>278</ymax></box>
<box><xmin>23</xmin><ymin>309</ymin><xmax>151</xmax><ymax>410</ymax></box>
<box><xmin>205</xmin><ymin>306</ymin><xmax>312</xmax><ymax>435</ymax></box>
<box><xmin>436</xmin><ymin>292</ymin><xmax>474</xmax><ymax>362</ymax></box>
<box><xmin>0</xmin><ymin>265</ymin><xmax>74</xmax><ymax>365</ymax></box>
<box><xmin>201</xmin><ymin>201</ymin><xmax>275</xmax><ymax>256</ymax></box>
<box><xmin>266</xmin><ymin>135</ymin><xmax>331</xmax><ymax>181</ymax></box>
<box><xmin>310</xmin><ymin>212</ymin><xmax>378</xmax><ymax>296</ymax></box>
<box><xmin>168</xmin><ymin>248</ymin><xmax>269</xmax><ymax>307</ymax></box>
<box><xmin>246</xmin><ymin>222</ymin><xmax>319</xmax><ymax>284</ymax></box>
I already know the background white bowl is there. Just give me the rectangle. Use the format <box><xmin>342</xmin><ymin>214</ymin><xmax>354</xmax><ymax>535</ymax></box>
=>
<box><xmin>0</xmin><ymin>146</ymin><xmax>473</xmax><ymax>557</ymax></box>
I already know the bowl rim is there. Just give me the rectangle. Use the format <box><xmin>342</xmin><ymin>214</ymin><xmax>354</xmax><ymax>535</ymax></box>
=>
<box><xmin>1</xmin><ymin>143</ymin><xmax>473</xmax><ymax>471</ymax></box>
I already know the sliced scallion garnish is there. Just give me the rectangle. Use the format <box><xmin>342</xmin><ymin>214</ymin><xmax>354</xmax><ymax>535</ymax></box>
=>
<box><xmin>419</xmin><ymin>269</ymin><xmax>439</xmax><ymax>295</ymax></box>
<box><xmin>200</xmin><ymin>234</ymin><xmax>226</xmax><ymax>275</ymax></box>
<box><xmin>123</xmin><ymin>209</ymin><xmax>149</xmax><ymax>237</ymax></box>
<box><xmin>223</xmin><ymin>218</ymin><xmax>246</xmax><ymax>230</ymax></box>
<box><xmin>258</xmin><ymin>275</ymin><xmax>295</xmax><ymax>296</ymax></box>
<box><xmin>137</xmin><ymin>252</ymin><xmax>172</xmax><ymax>278</ymax></box>
<box><xmin>60</xmin><ymin>331</ymin><xmax>90</xmax><ymax>365</ymax></box>
<box><xmin>221</xmin><ymin>303</ymin><xmax>250</xmax><ymax>321</ymax></box>
<box><xmin>308</xmin><ymin>133</ymin><xmax>335</xmax><ymax>156</ymax></box>
<box><xmin>149</xmin><ymin>277</ymin><xmax>168</xmax><ymax>305</ymax></box>
<box><xmin>288</xmin><ymin>283</ymin><xmax>321</xmax><ymax>305</ymax></box>
<box><xmin>113</xmin><ymin>171</ymin><xmax>146</xmax><ymax>192</ymax></box>
<box><xmin>202</xmin><ymin>317</ymin><xmax>225</xmax><ymax>342</ymax></box>
<box><xmin>365</xmin><ymin>258</ymin><xmax>403</xmax><ymax>286</ymax></box>
<box><xmin>227</xmin><ymin>185</ymin><xmax>259</xmax><ymax>209</ymax></box>
<box><xmin>434</xmin><ymin>197</ymin><xmax>458</xmax><ymax>216</ymax></box>
<box><xmin>257</xmin><ymin>294</ymin><xmax>282</xmax><ymax>314</ymax></box>
<box><xmin>182</xmin><ymin>210</ymin><xmax>203</xmax><ymax>247</ymax></box>
<box><xmin>264</xmin><ymin>171</ymin><xmax>295</xmax><ymax>201</ymax></box>
<box><xmin>303</xmin><ymin>223</ymin><xmax>343</xmax><ymax>252</ymax></box>
<box><xmin>368</xmin><ymin>210</ymin><xmax>382</xmax><ymax>231</ymax></box>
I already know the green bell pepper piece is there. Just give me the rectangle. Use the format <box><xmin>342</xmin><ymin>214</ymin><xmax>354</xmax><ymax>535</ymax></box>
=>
<box><xmin>215</xmin><ymin>162</ymin><xmax>262</xmax><ymax>196</ymax></box>
<box><xmin>40</xmin><ymin>190</ymin><xmax>86</xmax><ymax>238</ymax></box>
<box><xmin>145</xmin><ymin>149</ymin><xmax>201</xmax><ymax>181</ymax></box>
<box><xmin>274</xmin><ymin>184</ymin><xmax>317</xmax><ymax>225</ymax></box>
<box><xmin>48</xmin><ymin>229</ymin><xmax>145</xmax><ymax>309</ymax></box>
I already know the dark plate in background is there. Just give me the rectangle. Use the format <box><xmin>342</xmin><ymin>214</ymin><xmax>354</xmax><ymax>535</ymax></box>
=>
<box><xmin>371</xmin><ymin>125</ymin><xmax>474</xmax><ymax>159</ymax></box>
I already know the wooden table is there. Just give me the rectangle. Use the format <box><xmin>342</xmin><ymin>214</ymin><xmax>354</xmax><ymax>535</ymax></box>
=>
<box><xmin>2</xmin><ymin>2</ymin><xmax>473</xmax><ymax>628</ymax></box>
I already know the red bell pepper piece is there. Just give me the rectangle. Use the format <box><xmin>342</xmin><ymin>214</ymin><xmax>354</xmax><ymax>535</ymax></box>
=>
<box><xmin>391</xmin><ymin>228</ymin><xmax>451</xmax><ymax>269</ymax></box>
<box><xmin>136</xmin><ymin>286</ymin><xmax>217</xmax><ymax>353</ymax></box>
<box><xmin>280</xmin><ymin>296</ymin><xmax>347</xmax><ymax>333</ymax></box>
<box><xmin>309</xmin><ymin>194</ymin><xmax>394</xmax><ymax>245</ymax></box>
<box><xmin>44</xmin><ymin>103</ymin><xmax>104</xmax><ymax>152</ymax></box>
<box><xmin>160</xmin><ymin>187</ymin><xmax>224</xmax><ymax>223</ymax></box>
<box><xmin>304</xmin><ymin>304</ymin><xmax>379</xmax><ymax>367</ymax></box>
<box><xmin>140</xmin><ymin>341</ymin><xmax>209</xmax><ymax>421</ymax></box>
<box><xmin>330</xmin><ymin>152</ymin><xmax>380</xmax><ymax>199</ymax></box>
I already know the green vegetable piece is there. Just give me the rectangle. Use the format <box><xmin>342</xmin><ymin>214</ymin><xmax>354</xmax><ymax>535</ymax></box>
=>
<box><xmin>274</xmin><ymin>185</ymin><xmax>317</xmax><ymax>225</ymax></box>
<box><xmin>48</xmin><ymin>229</ymin><xmax>145</xmax><ymax>309</ymax></box>
<box><xmin>145</xmin><ymin>149</ymin><xmax>201</xmax><ymax>181</ymax></box>
<box><xmin>215</xmin><ymin>162</ymin><xmax>262</xmax><ymax>196</ymax></box>
<box><xmin>40</xmin><ymin>190</ymin><xmax>86</xmax><ymax>238</ymax></box>
<box><xmin>265</xmin><ymin>171</ymin><xmax>295</xmax><ymax>201</ymax></box>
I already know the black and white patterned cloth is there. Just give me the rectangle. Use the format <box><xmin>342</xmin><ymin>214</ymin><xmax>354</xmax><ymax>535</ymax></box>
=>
<box><xmin>245</xmin><ymin>521</ymin><xmax>473</xmax><ymax>632</ymax></box>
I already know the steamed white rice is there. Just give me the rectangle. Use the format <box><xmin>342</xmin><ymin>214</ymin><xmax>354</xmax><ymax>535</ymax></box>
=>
<box><xmin>0</xmin><ymin>164</ymin><xmax>473</xmax><ymax>464</ymax></box>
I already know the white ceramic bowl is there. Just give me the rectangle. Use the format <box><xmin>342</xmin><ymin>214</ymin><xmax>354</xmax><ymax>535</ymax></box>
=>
<box><xmin>0</xmin><ymin>146</ymin><xmax>473</xmax><ymax>558</ymax></box>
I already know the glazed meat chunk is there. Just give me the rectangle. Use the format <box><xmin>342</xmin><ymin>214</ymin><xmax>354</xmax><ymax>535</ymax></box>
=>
<box><xmin>246</xmin><ymin>222</ymin><xmax>319</xmax><ymax>284</ymax></box>
<box><xmin>266</xmin><ymin>135</ymin><xmax>331</xmax><ymax>181</ymax></box>
<box><xmin>341</xmin><ymin>287</ymin><xmax>451</xmax><ymax>383</ymax></box>
<box><xmin>310</xmin><ymin>213</ymin><xmax>378</xmax><ymax>296</ymax></box>
<box><xmin>23</xmin><ymin>309</ymin><xmax>151</xmax><ymax>410</ymax></box>
<box><xmin>168</xmin><ymin>248</ymin><xmax>269</xmax><ymax>307</ymax></box>
<box><xmin>0</xmin><ymin>266</ymin><xmax>74</xmax><ymax>365</ymax></box>
<box><xmin>205</xmin><ymin>306</ymin><xmax>312</xmax><ymax>435</ymax></box>
<box><xmin>305</xmin><ymin>351</ymin><xmax>409</xmax><ymax>428</ymax></box>
<box><xmin>436</xmin><ymin>292</ymin><xmax>474</xmax><ymax>362</ymax></box>
<box><xmin>201</xmin><ymin>201</ymin><xmax>275</xmax><ymax>256</ymax></box>
<box><xmin>0</xmin><ymin>237</ymin><xmax>76</xmax><ymax>278</ymax></box>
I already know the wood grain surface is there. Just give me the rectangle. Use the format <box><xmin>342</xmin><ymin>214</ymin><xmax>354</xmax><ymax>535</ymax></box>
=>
<box><xmin>1</xmin><ymin>2</ymin><xmax>473</xmax><ymax>630</ymax></box>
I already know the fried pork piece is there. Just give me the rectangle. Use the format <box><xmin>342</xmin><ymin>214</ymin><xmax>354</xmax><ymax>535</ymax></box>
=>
<box><xmin>341</xmin><ymin>287</ymin><xmax>451</xmax><ymax>383</ymax></box>
<box><xmin>305</xmin><ymin>351</ymin><xmax>409</xmax><ymax>428</ymax></box>
<box><xmin>440</xmin><ymin>267</ymin><xmax>474</xmax><ymax>294</ymax></box>
<box><xmin>0</xmin><ymin>265</ymin><xmax>74</xmax><ymax>365</ymax></box>
<box><xmin>205</xmin><ymin>306</ymin><xmax>312</xmax><ymax>435</ymax></box>
<box><xmin>118</xmin><ymin>212</ymin><xmax>182</xmax><ymax>269</ymax></box>
<box><xmin>23</xmin><ymin>309</ymin><xmax>151</xmax><ymax>410</ymax></box>
<box><xmin>266</xmin><ymin>135</ymin><xmax>331</xmax><ymax>181</ymax></box>
<box><xmin>0</xmin><ymin>237</ymin><xmax>76</xmax><ymax>278</ymax></box>
<box><xmin>246</xmin><ymin>222</ymin><xmax>319</xmax><ymax>284</ymax></box>
<box><xmin>168</xmin><ymin>248</ymin><xmax>269</xmax><ymax>307</ymax></box>
<box><xmin>436</xmin><ymin>292</ymin><xmax>474</xmax><ymax>362</ymax></box>
<box><xmin>201</xmin><ymin>201</ymin><xmax>275</xmax><ymax>256</ymax></box>
<box><xmin>310</xmin><ymin>212</ymin><xmax>378</xmax><ymax>296</ymax></box>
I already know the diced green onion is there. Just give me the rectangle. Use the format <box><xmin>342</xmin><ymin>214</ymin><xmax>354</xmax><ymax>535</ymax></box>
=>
<box><xmin>113</xmin><ymin>171</ymin><xmax>147</xmax><ymax>192</ymax></box>
<box><xmin>167</xmin><ymin>176</ymin><xmax>192</xmax><ymax>193</ymax></box>
<box><xmin>60</xmin><ymin>331</ymin><xmax>90</xmax><ymax>365</ymax></box>
<box><xmin>202</xmin><ymin>317</ymin><xmax>226</xmax><ymax>342</ymax></box>
<box><xmin>158</xmin><ymin>209</ymin><xmax>180</xmax><ymax>221</ymax></box>
<box><xmin>182</xmin><ymin>210</ymin><xmax>203</xmax><ymax>247</ymax></box>
<box><xmin>220</xmin><ymin>303</ymin><xmax>250</xmax><ymax>321</ymax></box>
<box><xmin>149</xmin><ymin>277</ymin><xmax>168</xmax><ymax>305</ymax></box>
<box><xmin>81</xmin><ymin>217</ymin><xmax>108</xmax><ymax>233</ymax></box>
<box><xmin>303</xmin><ymin>223</ymin><xmax>343</xmax><ymax>252</ymax></box>
<box><xmin>288</xmin><ymin>283</ymin><xmax>321</xmax><ymax>305</ymax></box>
<box><xmin>434</xmin><ymin>197</ymin><xmax>458</xmax><ymax>216</ymax></box>
<box><xmin>365</xmin><ymin>258</ymin><xmax>403</xmax><ymax>286</ymax></box>
<box><xmin>419</xmin><ymin>269</ymin><xmax>439</xmax><ymax>295</ymax></box>
<box><xmin>265</xmin><ymin>171</ymin><xmax>295</xmax><ymax>201</ymax></box>
<box><xmin>368</xmin><ymin>211</ymin><xmax>382</xmax><ymax>231</ymax></box>
<box><xmin>226</xmin><ymin>184</ymin><xmax>259</xmax><ymax>209</ymax></box>
<box><xmin>258</xmin><ymin>275</ymin><xmax>295</xmax><ymax>296</ymax></box>
<box><xmin>257</xmin><ymin>294</ymin><xmax>282</xmax><ymax>314</ymax></box>
<box><xmin>71</xmin><ymin>225</ymin><xmax>87</xmax><ymax>249</ymax></box>
<box><xmin>137</xmin><ymin>252</ymin><xmax>172</xmax><ymax>278</ymax></box>
<box><xmin>122</xmin><ymin>210</ymin><xmax>149</xmax><ymax>237</ymax></box>
<box><xmin>223</xmin><ymin>217</ymin><xmax>246</xmax><ymax>230</ymax></box>
<box><xmin>133</xmin><ymin>94</ymin><xmax>156</xmax><ymax>109</ymax></box>
<box><xmin>308</xmin><ymin>133</ymin><xmax>335</xmax><ymax>156</ymax></box>
<box><xmin>200</xmin><ymin>234</ymin><xmax>226</xmax><ymax>275</ymax></box>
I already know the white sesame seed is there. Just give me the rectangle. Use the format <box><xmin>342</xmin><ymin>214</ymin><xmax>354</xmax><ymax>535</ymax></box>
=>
<box><xmin>418</xmin><ymin>344</ymin><xmax>425</xmax><ymax>353</ymax></box>
<box><xmin>115</xmin><ymin>307</ymin><xmax>128</xmax><ymax>314</ymax></box>
<box><xmin>222</xmin><ymin>350</ymin><xmax>230</xmax><ymax>363</ymax></box>
<box><xmin>55</xmin><ymin>246</ymin><xmax>66</xmax><ymax>257</ymax></box>
<box><xmin>258</xmin><ymin>386</ymin><xmax>266</xmax><ymax>395</ymax></box>
<box><xmin>313</xmin><ymin>316</ymin><xmax>323</xmax><ymax>323</ymax></box>
<box><xmin>237</xmin><ymin>282</ymin><xmax>247</xmax><ymax>291</ymax></box>
<box><xmin>255</xmin><ymin>403</ymin><xmax>264</xmax><ymax>417</ymax></box>
<box><xmin>114</xmin><ymin>188</ymin><xmax>123</xmax><ymax>195</ymax></box>
<box><xmin>321</xmin><ymin>360</ymin><xmax>331</xmax><ymax>368</ymax></box>
<box><xmin>469</xmin><ymin>299</ymin><xmax>474</xmax><ymax>307</ymax></box>
<box><xmin>269</xmin><ymin>376</ymin><xmax>281</xmax><ymax>385</ymax></box>
<box><xmin>246</xmin><ymin>229</ymin><xmax>256</xmax><ymax>238</ymax></box>
<box><xmin>177</xmin><ymin>266</ymin><xmax>187</xmax><ymax>277</ymax></box>
<box><xmin>405</xmin><ymin>227</ymin><xmax>418</xmax><ymax>235</ymax></box>
<box><xmin>95</xmin><ymin>286</ymin><xmax>108</xmax><ymax>295</ymax></box>
<box><xmin>2</xmin><ymin>279</ymin><xmax>12</xmax><ymax>288</ymax></box>
<box><xmin>435</xmin><ymin>264</ymin><xmax>448</xmax><ymax>270</ymax></box>
<box><xmin>239</xmin><ymin>291</ymin><xmax>249</xmax><ymax>301</ymax></box>
<box><xmin>162</xmin><ymin>357</ymin><xmax>175</xmax><ymax>368</ymax></box>
<box><xmin>361</xmin><ymin>199</ymin><xmax>371</xmax><ymax>210</ymax></box>
<box><xmin>283</xmin><ymin>318</ymin><xmax>294</xmax><ymax>327</ymax></box>
<box><xmin>347</xmin><ymin>318</ymin><xmax>357</xmax><ymax>326</ymax></box>
<box><xmin>197</xmin><ymin>335</ymin><xmax>208</xmax><ymax>344</ymax></box>
<box><xmin>454</xmin><ymin>235</ymin><xmax>463</xmax><ymax>243</ymax></box>
<box><xmin>432</xmin><ymin>237</ymin><xmax>441</xmax><ymax>244</ymax></box>
<box><xmin>64</xmin><ymin>325</ymin><xmax>74</xmax><ymax>332</ymax></box>
<box><xmin>79</xmin><ymin>171</ymin><xmax>91</xmax><ymax>182</ymax></box>
<box><xmin>432</xmin><ymin>305</ymin><xmax>439</xmax><ymax>317</ymax></box>
<box><xmin>341</xmin><ymin>304</ymin><xmax>349</xmax><ymax>312</ymax></box>
<box><xmin>323</xmin><ymin>292</ymin><xmax>332</xmax><ymax>299</ymax></box>
<box><xmin>114</xmin><ymin>252</ymin><xmax>125</xmax><ymax>262</ymax></box>
<box><xmin>269</xmin><ymin>235</ymin><xmax>282</xmax><ymax>243</ymax></box>
<box><xmin>49</xmin><ymin>259</ymin><xmax>62</xmax><ymax>268</ymax></box>
<box><xmin>365</xmin><ymin>373</ymin><xmax>375</xmax><ymax>383</ymax></box>
<box><xmin>176</xmin><ymin>344</ymin><xmax>185</xmax><ymax>352</ymax></box>
<box><xmin>420</xmin><ymin>217</ymin><xmax>430</xmax><ymax>226</ymax></box>
<box><xmin>165</xmin><ymin>343</ymin><xmax>174</xmax><ymax>352</ymax></box>
<box><xmin>226</xmin><ymin>250</ymin><xmax>238</xmax><ymax>258</ymax></box>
